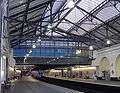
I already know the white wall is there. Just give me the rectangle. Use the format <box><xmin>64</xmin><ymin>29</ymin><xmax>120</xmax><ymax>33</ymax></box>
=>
<box><xmin>0</xmin><ymin>0</ymin><xmax>8</xmax><ymax>83</ymax></box>
<box><xmin>92</xmin><ymin>43</ymin><xmax>120</xmax><ymax>77</ymax></box>
<box><xmin>0</xmin><ymin>0</ymin><xmax>15</xmax><ymax>91</ymax></box>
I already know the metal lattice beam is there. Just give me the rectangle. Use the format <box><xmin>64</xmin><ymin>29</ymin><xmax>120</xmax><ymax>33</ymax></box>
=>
<box><xmin>64</xmin><ymin>19</ymin><xmax>105</xmax><ymax>45</ymax></box>
<box><xmin>76</xmin><ymin>5</ymin><xmax>120</xmax><ymax>34</ymax></box>
<box><xmin>9</xmin><ymin>1</ymin><xmax>50</xmax><ymax>18</ymax></box>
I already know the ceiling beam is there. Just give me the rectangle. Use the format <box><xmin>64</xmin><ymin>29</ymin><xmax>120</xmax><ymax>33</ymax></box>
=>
<box><xmin>9</xmin><ymin>8</ymin><xmax>68</xmax><ymax>34</ymax></box>
<box><xmin>9</xmin><ymin>1</ymin><xmax>50</xmax><ymax>18</ymax></box>
<box><xmin>20</xmin><ymin>0</ymin><xmax>31</xmax><ymax>43</ymax></box>
<box><xmin>11</xmin><ymin>4</ymin><xmax>47</xmax><ymax>20</ymax></box>
<box><xmin>55</xmin><ymin>0</ymin><xmax>81</xmax><ymax>28</ymax></box>
<box><xmin>9</xmin><ymin>0</ymin><xmax>35</xmax><ymax>10</ymax></box>
<box><xmin>67</xmin><ymin>0</ymin><xmax>109</xmax><ymax>33</ymax></box>
<box><xmin>76</xmin><ymin>5</ymin><xmax>120</xmax><ymax>34</ymax></box>
<box><xmin>64</xmin><ymin>19</ymin><xmax>105</xmax><ymax>45</ymax></box>
<box><xmin>55</xmin><ymin>27</ymin><xmax>98</xmax><ymax>47</ymax></box>
<box><xmin>84</xmin><ymin>14</ymin><xmax>120</xmax><ymax>37</ymax></box>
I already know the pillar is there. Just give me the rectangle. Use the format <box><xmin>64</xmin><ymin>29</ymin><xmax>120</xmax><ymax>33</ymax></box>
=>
<box><xmin>6</xmin><ymin>57</ymin><xmax>8</xmax><ymax>81</ymax></box>
<box><xmin>0</xmin><ymin>0</ymin><xmax>9</xmax><ymax>91</ymax></box>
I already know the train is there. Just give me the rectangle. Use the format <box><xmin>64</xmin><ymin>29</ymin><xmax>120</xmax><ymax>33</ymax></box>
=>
<box><xmin>31</xmin><ymin>70</ymin><xmax>44</xmax><ymax>80</ymax></box>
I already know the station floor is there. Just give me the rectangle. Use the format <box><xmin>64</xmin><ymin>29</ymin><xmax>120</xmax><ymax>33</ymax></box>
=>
<box><xmin>3</xmin><ymin>76</ymin><xmax>83</xmax><ymax>93</ymax></box>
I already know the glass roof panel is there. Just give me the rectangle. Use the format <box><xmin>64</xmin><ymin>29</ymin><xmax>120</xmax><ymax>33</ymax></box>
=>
<box><xmin>77</xmin><ymin>28</ymin><xmax>86</xmax><ymax>35</ymax></box>
<box><xmin>9</xmin><ymin>5</ymin><xmax>26</xmax><ymax>16</ymax></box>
<box><xmin>55</xmin><ymin>31</ymin><xmax>67</xmax><ymax>36</ymax></box>
<box><xmin>58</xmin><ymin>20</ymin><xmax>73</xmax><ymax>30</ymax></box>
<box><xmin>9</xmin><ymin>0</ymin><xmax>27</xmax><ymax>8</ymax></box>
<box><xmin>116</xmin><ymin>3</ymin><xmax>120</xmax><ymax>11</ymax></box>
<box><xmin>29</xmin><ymin>0</ymin><xmax>49</xmax><ymax>8</ymax></box>
<box><xmin>80</xmin><ymin>21</ymin><xmax>96</xmax><ymax>31</ymax></box>
<box><xmin>46</xmin><ymin>31</ymin><xmax>63</xmax><ymax>36</ymax></box>
<box><xmin>77</xmin><ymin>0</ymin><xmax>105</xmax><ymax>12</ymax></box>
<box><xmin>71</xmin><ymin>29</ymin><xmax>86</xmax><ymax>35</ymax></box>
<box><xmin>52</xmin><ymin>0</ymin><xmax>67</xmax><ymax>13</ymax></box>
<box><xmin>27</xmin><ymin>8</ymin><xmax>45</xmax><ymax>20</ymax></box>
<box><xmin>59</xmin><ymin>9</ymin><xmax>69</xmax><ymax>19</ymax></box>
<box><xmin>42</xmin><ymin>17</ymin><xmax>49</xmax><ymax>26</ymax></box>
<box><xmin>96</xmin><ymin>6</ymin><xmax>119</xmax><ymax>21</ymax></box>
<box><xmin>92</xmin><ymin>18</ymin><xmax>102</xmax><ymax>25</ymax></box>
<box><xmin>66</xmin><ymin>8</ymin><xmax>86</xmax><ymax>23</ymax></box>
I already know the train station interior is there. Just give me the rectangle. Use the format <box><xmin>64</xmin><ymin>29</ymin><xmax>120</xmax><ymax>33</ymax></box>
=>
<box><xmin>0</xmin><ymin>0</ymin><xmax>120</xmax><ymax>93</ymax></box>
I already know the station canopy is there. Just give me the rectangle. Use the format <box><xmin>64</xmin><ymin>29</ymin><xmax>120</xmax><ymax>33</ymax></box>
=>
<box><xmin>6</xmin><ymin>0</ymin><xmax>120</xmax><ymax>50</ymax></box>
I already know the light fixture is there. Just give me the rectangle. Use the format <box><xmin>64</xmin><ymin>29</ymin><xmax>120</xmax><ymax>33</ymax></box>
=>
<box><xmin>76</xmin><ymin>50</ymin><xmax>81</xmax><ymax>55</ymax></box>
<box><xmin>33</xmin><ymin>41</ymin><xmax>35</xmax><ymax>43</ymax></box>
<box><xmin>29</xmin><ymin>50</ymin><xmax>32</xmax><ymax>53</ymax></box>
<box><xmin>48</xmin><ymin>24</ymin><xmax>52</xmax><ymax>29</ymax></box>
<box><xmin>24</xmin><ymin>57</ymin><xmax>27</xmax><ymax>62</ymax></box>
<box><xmin>32</xmin><ymin>44</ymin><xmax>36</xmax><ymax>48</ymax></box>
<box><xmin>24</xmin><ymin>57</ymin><xmax>26</xmax><ymax>60</ymax></box>
<box><xmin>3</xmin><ymin>55</ymin><xmax>6</xmax><ymax>60</ymax></box>
<box><xmin>89</xmin><ymin>45</ymin><xmax>93</xmax><ymax>51</ymax></box>
<box><xmin>26</xmin><ymin>54</ymin><xmax>29</xmax><ymax>57</ymax></box>
<box><xmin>37</xmin><ymin>26</ymin><xmax>40</xmax><ymax>29</ymax></box>
<box><xmin>38</xmin><ymin>37</ymin><xmax>41</xmax><ymax>42</ymax></box>
<box><xmin>67</xmin><ymin>0</ymin><xmax>75</xmax><ymax>8</ymax></box>
<box><xmin>106</xmin><ymin>39</ymin><xmax>111</xmax><ymax>45</ymax></box>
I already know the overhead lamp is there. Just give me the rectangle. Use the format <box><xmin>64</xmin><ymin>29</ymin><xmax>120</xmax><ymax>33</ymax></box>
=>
<box><xmin>38</xmin><ymin>37</ymin><xmax>41</xmax><ymax>42</ymax></box>
<box><xmin>67</xmin><ymin>0</ymin><xmax>75</xmax><ymax>8</ymax></box>
<box><xmin>48</xmin><ymin>24</ymin><xmax>52</xmax><ymax>29</ymax></box>
<box><xmin>37</xmin><ymin>26</ymin><xmax>40</xmax><ymax>29</ymax></box>
<box><xmin>76</xmin><ymin>50</ymin><xmax>81</xmax><ymax>55</ymax></box>
<box><xmin>24</xmin><ymin>57</ymin><xmax>26</xmax><ymax>60</ymax></box>
<box><xmin>33</xmin><ymin>41</ymin><xmax>35</xmax><ymax>43</ymax></box>
<box><xmin>89</xmin><ymin>45</ymin><xmax>93</xmax><ymax>51</ymax></box>
<box><xmin>106</xmin><ymin>39</ymin><xmax>111</xmax><ymax>45</ymax></box>
<box><xmin>29</xmin><ymin>50</ymin><xmax>32</xmax><ymax>53</ymax></box>
<box><xmin>32</xmin><ymin>44</ymin><xmax>36</xmax><ymax>48</ymax></box>
<box><xmin>26</xmin><ymin>54</ymin><xmax>29</xmax><ymax>57</ymax></box>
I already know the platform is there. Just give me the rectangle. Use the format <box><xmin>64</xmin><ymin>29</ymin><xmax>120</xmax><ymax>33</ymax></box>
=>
<box><xmin>42</xmin><ymin>76</ymin><xmax>120</xmax><ymax>93</ymax></box>
<box><xmin>72</xmin><ymin>79</ymin><xmax>120</xmax><ymax>87</ymax></box>
<box><xmin>47</xmin><ymin>76</ymin><xmax>120</xmax><ymax>87</ymax></box>
<box><xmin>3</xmin><ymin>76</ymin><xmax>83</xmax><ymax>93</ymax></box>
